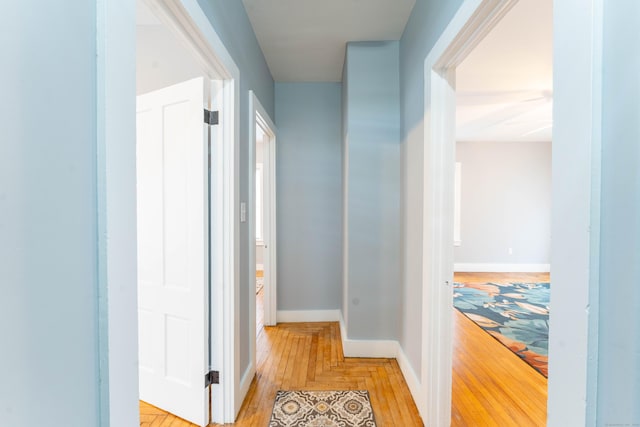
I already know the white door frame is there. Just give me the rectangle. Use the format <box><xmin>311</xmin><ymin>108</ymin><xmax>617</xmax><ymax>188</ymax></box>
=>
<box><xmin>97</xmin><ymin>0</ymin><xmax>241</xmax><ymax>424</ymax></box>
<box><xmin>258</xmin><ymin>107</ymin><xmax>277</xmax><ymax>325</ymax></box>
<box><xmin>247</xmin><ymin>91</ymin><xmax>278</xmax><ymax>396</ymax></box>
<box><xmin>142</xmin><ymin>2</ymin><xmax>241</xmax><ymax>423</ymax></box>
<box><xmin>249</xmin><ymin>91</ymin><xmax>278</xmax><ymax>328</ymax></box>
<box><xmin>421</xmin><ymin>0</ymin><xmax>603</xmax><ymax>426</ymax></box>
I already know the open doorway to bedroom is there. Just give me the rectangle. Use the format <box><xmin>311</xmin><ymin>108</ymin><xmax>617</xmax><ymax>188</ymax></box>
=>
<box><xmin>249</xmin><ymin>91</ymin><xmax>278</xmax><ymax>379</ymax></box>
<box><xmin>136</xmin><ymin>2</ymin><xmax>212</xmax><ymax>425</ymax></box>
<box><xmin>253</xmin><ymin>98</ymin><xmax>277</xmax><ymax>331</ymax></box>
<box><xmin>255</xmin><ymin>124</ymin><xmax>266</xmax><ymax>330</ymax></box>
<box><xmin>450</xmin><ymin>0</ymin><xmax>552</xmax><ymax>424</ymax></box>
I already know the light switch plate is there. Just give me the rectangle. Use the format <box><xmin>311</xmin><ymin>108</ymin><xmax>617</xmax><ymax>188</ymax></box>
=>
<box><xmin>240</xmin><ymin>202</ymin><xmax>247</xmax><ymax>222</ymax></box>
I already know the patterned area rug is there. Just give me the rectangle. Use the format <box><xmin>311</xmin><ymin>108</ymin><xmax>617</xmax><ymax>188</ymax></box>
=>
<box><xmin>453</xmin><ymin>281</ymin><xmax>550</xmax><ymax>377</ymax></box>
<box><xmin>269</xmin><ymin>390</ymin><xmax>376</xmax><ymax>427</ymax></box>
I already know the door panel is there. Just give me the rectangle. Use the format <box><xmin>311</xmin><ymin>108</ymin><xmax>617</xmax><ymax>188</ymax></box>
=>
<box><xmin>136</xmin><ymin>77</ymin><xmax>209</xmax><ymax>427</ymax></box>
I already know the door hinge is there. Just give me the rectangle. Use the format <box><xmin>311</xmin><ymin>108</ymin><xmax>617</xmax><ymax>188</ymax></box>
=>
<box><xmin>204</xmin><ymin>109</ymin><xmax>219</xmax><ymax>125</ymax></box>
<box><xmin>205</xmin><ymin>370</ymin><xmax>219</xmax><ymax>387</ymax></box>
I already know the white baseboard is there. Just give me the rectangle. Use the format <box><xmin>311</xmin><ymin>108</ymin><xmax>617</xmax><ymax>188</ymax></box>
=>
<box><xmin>338</xmin><ymin>315</ymin><xmax>399</xmax><ymax>358</ymax></box>
<box><xmin>342</xmin><ymin>338</ymin><xmax>399</xmax><ymax>358</ymax></box>
<box><xmin>454</xmin><ymin>263</ymin><xmax>550</xmax><ymax>273</ymax></box>
<box><xmin>237</xmin><ymin>362</ymin><xmax>255</xmax><ymax>414</ymax></box>
<box><xmin>276</xmin><ymin>309</ymin><xmax>341</xmax><ymax>323</ymax></box>
<box><xmin>396</xmin><ymin>346</ymin><xmax>426</xmax><ymax>421</ymax></box>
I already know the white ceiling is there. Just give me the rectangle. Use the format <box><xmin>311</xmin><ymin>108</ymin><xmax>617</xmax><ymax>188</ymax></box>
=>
<box><xmin>137</xmin><ymin>0</ymin><xmax>161</xmax><ymax>26</ymax></box>
<box><xmin>242</xmin><ymin>0</ymin><xmax>415</xmax><ymax>82</ymax></box>
<box><xmin>456</xmin><ymin>0</ymin><xmax>553</xmax><ymax>142</ymax></box>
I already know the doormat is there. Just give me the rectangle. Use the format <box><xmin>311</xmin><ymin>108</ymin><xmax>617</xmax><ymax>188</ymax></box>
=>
<box><xmin>269</xmin><ymin>390</ymin><xmax>377</xmax><ymax>427</ymax></box>
<box><xmin>453</xmin><ymin>281</ymin><xmax>550</xmax><ymax>377</ymax></box>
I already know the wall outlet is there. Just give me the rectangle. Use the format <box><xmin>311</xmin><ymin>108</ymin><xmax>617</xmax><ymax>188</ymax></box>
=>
<box><xmin>240</xmin><ymin>202</ymin><xmax>247</xmax><ymax>222</ymax></box>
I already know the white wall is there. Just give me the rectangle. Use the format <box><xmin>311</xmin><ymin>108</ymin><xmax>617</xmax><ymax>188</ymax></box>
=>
<box><xmin>455</xmin><ymin>140</ymin><xmax>551</xmax><ymax>268</ymax></box>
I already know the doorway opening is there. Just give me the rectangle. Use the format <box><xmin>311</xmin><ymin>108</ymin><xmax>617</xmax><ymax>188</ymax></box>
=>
<box><xmin>133</xmin><ymin>0</ymin><xmax>239</xmax><ymax>425</ymax></box>
<box><xmin>450</xmin><ymin>0</ymin><xmax>552</xmax><ymax>424</ymax></box>
<box><xmin>419</xmin><ymin>0</ymin><xmax>547</xmax><ymax>425</ymax></box>
<box><xmin>255</xmin><ymin>133</ymin><xmax>265</xmax><ymax>329</ymax></box>
<box><xmin>248</xmin><ymin>91</ymin><xmax>278</xmax><ymax>387</ymax></box>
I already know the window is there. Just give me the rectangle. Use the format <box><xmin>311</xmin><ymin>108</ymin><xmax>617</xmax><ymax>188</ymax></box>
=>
<box><xmin>454</xmin><ymin>162</ymin><xmax>461</xmax><ymax>246</ymax></box>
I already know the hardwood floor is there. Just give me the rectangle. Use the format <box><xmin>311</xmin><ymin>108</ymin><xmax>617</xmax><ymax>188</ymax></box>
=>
<box><xmin>141</xmin><ymin>272</ymin><xmax>549</xmax><ymax>426</ymax></box>
<box><xmin>141</xmin><ymin>290</ymin><xmax>421</xmax><ymax>426</ymax></box>
<box><xmin>451</xmin><ymin>272</ymin><xmax>549</xmax><ymax>426</ymax></box>
<box><xmin>256</xmin><ymin>286</ymin><xmax>264</xmax><ymax>332</ymax></box>
<box><xmin>225</xmin><ymin>320</ymin><xmax>422</xmax><ymax>426</ymax></box>
<box><xmin>140</xmin><ymin>400</ymin><xmax>194</xmax><ymax>426</ymax></box>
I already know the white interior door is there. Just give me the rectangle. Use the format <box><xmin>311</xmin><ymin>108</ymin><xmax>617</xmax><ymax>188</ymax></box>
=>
<box><xmin>136</xmin><ymin>77</ymin><xmax>209</xmax><ymax>426</ymax></box>
<box><xmin>261</xmin><ymin>123</ymin><xmax>276</xmax><ymax>327</ymax></box>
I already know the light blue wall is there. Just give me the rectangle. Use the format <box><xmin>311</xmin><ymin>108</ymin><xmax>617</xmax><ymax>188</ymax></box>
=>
<box><xmin>196</xmin><ymin>0</ymin><xmax>274</xmax><ymax>376</ymax></box>
<box><xmin>400</xmin><ymin>0</ymin><xmax>465</xmax><ymax>137</ymax></box>
<box><xmin>342</xmin><ymin>42</ymin><xmax>402</xmax><ymax>340</ymax></box>
<box><xmin>196</xmin><ymin>0</ymin><xmax>274</xmax><ymax>116</ymax></box>
<box><xmin>0</xmin><ymin>2</ymin><xmax>102</xmax><ymax>425</ymax></box>
<box><xmin>597</xmin><ymin>1</ymin><xmax>640</xmax><ymax>423</ymax></box>
<box><xmin>275</xmin><ymin>83</ymin><xmax>343</xmax><ymax>310</ymax></box>
<box><xmin>399</xmin><ymin>0</ymin><xmax>464</xmax><ymax>375</ymax></box>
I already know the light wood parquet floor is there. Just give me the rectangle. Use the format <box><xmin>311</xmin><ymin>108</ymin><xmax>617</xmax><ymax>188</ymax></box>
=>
<box><xmin>141</xmin><ymin>272</ymin><xmax>549</xmax><ymax>426</ymax></box>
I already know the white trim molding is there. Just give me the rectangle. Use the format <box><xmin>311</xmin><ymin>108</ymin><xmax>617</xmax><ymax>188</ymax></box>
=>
<box><xmin>238</xmin><ymin>361</ymin><xmax>255</xmax><ymax>411</ymax></box>
<box><xmin>548</xmin><ymin>0</ymin><xmax>603</xmax><ymax>425</ymax></box>
<box><xmin>341</xmin><ymin>338</ymin><xmax>399</xmax><ymax>359</ymax></box>
<box><xmin>276</xmin><ymin>310</ymin><xmax>341</xmax><ymax>323</ymax></box>
<box><xmin>396</xmin><ymin>347</ymin><xmax>425</xmax><ymax>419</ymax></box>
<box><xmin>454</xmin><ymin>263</ymin><xmax>551</xmax><ymax>273</ymax></box>
<box><xmin>248</xmin><ymin>91</ymin><xmax>278</xmax><ymax>329</ymax></box>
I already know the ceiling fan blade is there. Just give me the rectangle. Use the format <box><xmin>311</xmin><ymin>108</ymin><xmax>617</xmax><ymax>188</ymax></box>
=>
<box><xmin>457</xmin><ymin>90</ymin><xmax>552</xmax><ymax>106</ymax></box>
<box><xmin>457</xmin><ymin>99</ymin><xmax>552</xmax><ymax>133</ymax></box>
